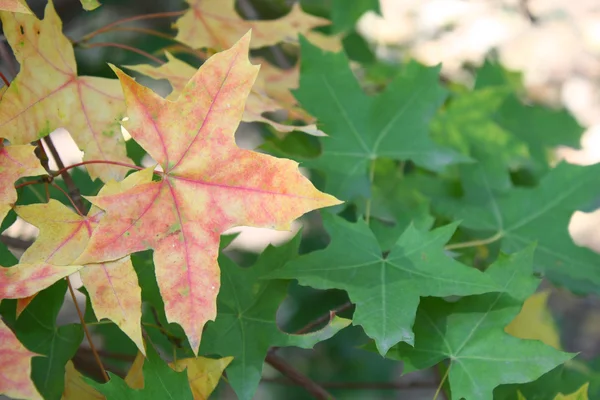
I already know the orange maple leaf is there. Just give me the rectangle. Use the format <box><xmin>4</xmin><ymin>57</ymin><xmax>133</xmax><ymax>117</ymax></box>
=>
<box><xmin>75</xmin><ymin>32</ymin><xmax>341</xmax><ymax>354</ymax></box>
<box><xmin>0</xmin><ymin>144</ymin><xmax>46</xmax><ymax>223</ymax></box>
<box><xmin>0</xmin><ymin>0</ymin><xmax>30</xmax><ymax>13</ymax></box>
<box><xmin>0</xmin><ymin>0</ymin><xmax>131</xmax><ymax>182</ymax></box>
<box><xmin>0</xmin><ymin>320</ymin><xmax>42</xmax><ymax>400</ymax></box>
<box><xmin>126</xmin><ymin>53</ymin><xmax>322</xmax><ymax>136</ymax></box>
<box><xmin>13</xmin><ymin>169</ymin><xmax>153</xmax><ymax>353</ymax></box>
<box><xmin>175</xmin><ymin>0</ymin><xmax>330</xmax><ymax>50</ymax></box>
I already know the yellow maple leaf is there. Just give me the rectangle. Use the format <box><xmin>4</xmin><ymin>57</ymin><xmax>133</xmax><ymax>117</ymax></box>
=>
<box><xmin>61</xmin><ymin>361</ymin><xmax>104</xmax><ymax>400</ymax></box>
<box><xmin>0</xmin><ymin>0</ymin><xmax>132</xmax><ymax>182</ymax></box>
<box><xmin>505</xmin><ymin>290</ymin><xmax>561</xmax><ymax>349</ymax></box>
<box><xmin>175</xmin><ymin>0</ymin><xmax>330</xmax><ymax>50</ymax></box>
<box><xmin>125</xmin><ymin>351</ymin><xmax>232</xmax><ymax>399</ymax></box>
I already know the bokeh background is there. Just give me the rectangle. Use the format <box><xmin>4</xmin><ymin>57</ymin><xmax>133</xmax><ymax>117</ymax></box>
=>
<box><xmin>3</xmin><ymin>0</ymin><xmax>600</xmax><ymax>399</ymax></box>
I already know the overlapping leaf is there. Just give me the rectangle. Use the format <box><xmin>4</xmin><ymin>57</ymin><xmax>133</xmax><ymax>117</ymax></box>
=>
<box><xmin>0</xmin><ymin>318</ymin><xmax>41</xmax><ymax>400</ymax></box>
<box><xmin>126</xmin><ymin>53</ymin><xmax>322</xmax><ymax>135</ymax></box>
<box><xmin>0</xmin><ymin>144</ymin><xmax>45</xmax><ymax>223</ymax></box>
<box><xmin>175</xmin><ymin>0</ymin><xmax>330</xmax><ymax>50</ymax></box>
<box><xmin>88</xmin><ymin>343</ymin><xmax>193</xmax><ymax>400</ymax></box>
<box><xmin>269</xmin><ymin>213</ymin><xmax>499</xmax><ymax>355</ymax></box>
<box><xmin>125</xmin><ymin>351</ymin><xmax>232</xmax><ymax>399</ymax></box>
<box><xmin>0</xmin><ymin>0</ymin><xmax>131</xmax><ymax>182</ymax></box>
<box><xmin>61</xmin><ymin>361</ymin><xmax>104</xmax><ymax>400</ymax></box>
<box><xmin>383</xmin><ymin>246</ymin><xmax>574</xmax><ymax>400</ymax></box>
<box><xmin>437</xmin><ymin>161</ymin><xmax>600</xmax><ymax>293</ymax></box>
<box><xmin>0</xmin><ymin>0</ymin><xmax>29</xmax><ymax>13</ymax></box>
<box><xmin>293</xmin><ymin>37</ymin><xmax>467</xmax><ymax>200</ymax></box>
<box><xmin>14</xmin><ymin>280</ymin><xmax>84</xmax><ymax>400</ymax></box>
<box><xmin>74</xmin><ymin>32</ymin><xmax>340</xmax><ymax>355</ymax></box>
<box><xmin>13</xmin><ymin>169</ymin><xmax>153</xmax><ymax>352</ymax></box>
<box><xmin>200</xmin><ymin>233</ymin><xmax>351</xmax><ymax>400</ymax></box>
<box><xmin>505</xmin><ymin>290</ymin><xmax>561</xmax><ymax>349</ymax></box>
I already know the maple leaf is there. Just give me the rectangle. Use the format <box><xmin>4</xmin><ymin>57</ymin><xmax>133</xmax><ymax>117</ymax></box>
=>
<box><xmin>0</xmin><ymin>0</ymin><xmax>29</xmax><ymax>13</ymax></box>
<box><xmin>553</xmin><ymin>383</ymin><xmax>590</xmax><ymax>400</ymax></box>
<box><xmin>0</xmin><ymin>319</ymin><xmax>42</xmax><ymax>400</ymax></box>
<box><xmin>125</xmin><ymin>53</ymin><xmax>322</xmax><ymax>136</ymax></box>
<box><xmin>88</xmin><ymin>342</ymin><xmax>193</xmax><ymax>400</ymax></box>
<box><xmin>383</xmin><ymin>246</ymin><xmax>574</xmax><ymax>400</ymax></box>
<box><xmin>269</xmin><ymin>213</ymin><xmax>499</xmax><ymax>355</ymax></box>
<box><xmin>14</xmin><ymin>280</ymin><xmax>84</xmax><ymax>400</ymax></box>
<box><xmin>13</xmin><ymin>168</ymin><xmax>154</xmax><ymax>353</ymax></box>
<box><xmin>436</xmin><ymin>161</ymin><xmax>600</xmax><ymax>294</ymax></box>
<box><xmin>293</xmin><ymin>37</ymin><xmax>468</xmax><ymax>200</ymax></box>
<box><xmin>74</xmin><ymin>32</ymin><xmax>340</xmax><ymax>354</ymax></box>
<box><xmin>175</xmin><ymin>0</ymin><xmax>330</xmax><ymax>50</ymax></box>
<box><xmin>0</xmin><ymin>0</ymin><xmax>131</xmax><ymax>182</ymax></box>
<box><xmin>0</xmin><ymin>144</ymin><xmax>46</xmax><ymax>223</ymax></box>
<box><xmin>505</xmin><ymin>290</ymin><xmax>561</xmax><ymax>350</ymax></box>
<box><xmin>125</xmin><ymin>351</ymin><xmax>232</xmax><ymax>400</ymax></box>
<box><xmin>80</xmin><ymin>0</ymin><xmax>101</xmax><ymax>11</ymax></box>
<box><xmin>201</xmin><ymin>233</ymin><xmax>351</xmax><ymax>399</ymax></box>
<box><xmin>61</xmin><ymin>361</ymin><xmax>104</xmax><ymax>400</ymax></box>
<box><xmin>330</xmin><ymin>0</ymin><xmax>380</xmax><ymax>33</ymax></box>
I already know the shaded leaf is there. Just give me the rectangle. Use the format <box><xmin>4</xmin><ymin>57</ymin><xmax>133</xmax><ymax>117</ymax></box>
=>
<box><xmin>61</xmin><ymin>361</ymin><xmax>104</xmax><ymax>400</ymax></box>
<box><xmin>201</xmin><ymin>233</ymin><xmax>351</xmax><ymax>399</ymax></box>
<box><xmin>0</xmin><ymin>0</ymin><xmax>131</xmax><ymax>182</ymax></box>
<box><xmin>330</xmin><ymin>0</ymin><xmax>379</xmax><ymax>33</ymax></box>
<box><xmin>506</xmin><ymin>290</ymin><xmax>561</xmax><ymax>349</ymax></box>
<box><xmin>384</xmin><ymin>247</ymin><xmax>574</xmax><ymax>400</ymax></box>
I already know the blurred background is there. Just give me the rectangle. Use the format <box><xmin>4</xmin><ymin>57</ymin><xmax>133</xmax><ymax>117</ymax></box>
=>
<box><xmin>3</xmin><ymin>0</ymin><xmax>600</xmax><ymax>399</ymax></box>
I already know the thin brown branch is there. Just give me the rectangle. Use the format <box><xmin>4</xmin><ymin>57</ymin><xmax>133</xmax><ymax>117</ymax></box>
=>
<box><xmin>67</xmin><ymin>277</ymin><xmax>109</xmax><ymax>382</ymax></box>
<box><xmin>80</xmin><ymin>42</ymin><xmax>165</xmax><ymax>65</ymax></box>
<box><xmin>262</xmin><ymin>377</ymin><xmax>438</xmax><ymax>390</ymax></box>
<box><xmin>42</xmin><ymin>136</ymin><xmax>86</xmax><ymax>214</ymax></box>
<box><xmin>296</xmin><ymin>302</ymin><xmax>353</xmax><ymax>334</ymax></box>
<box><xmin>77</xmin><ymin>346</ymin><xmax>136</xmax><ymax>362</ymax></box>
<box><xmin>265</xmin><ymin>352</ymin><xmax>334</xmax><ymax>400</ymax></box>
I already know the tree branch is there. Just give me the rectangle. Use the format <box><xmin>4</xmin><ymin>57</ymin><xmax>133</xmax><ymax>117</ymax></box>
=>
<box><xmin>265</xmin><ymin>352</ymin><xmax>334</xmax><ymax>399</ymax></box>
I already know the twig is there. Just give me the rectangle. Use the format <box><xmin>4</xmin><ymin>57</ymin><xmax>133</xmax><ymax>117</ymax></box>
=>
<box><xmin>265</xmin><ymin>352</ymin><xmax>334</xmax><ymax>400</ymax></box>
<box><xmin>76</xmin><ymin>11</ymin><xmax>185</xmax><ymax>44</ymax></box>
<box><xmin>42</xmin><ymin>136</ymin><xmax>86</xmax><ymax>214</ymax></box>
<box><xmin>67</xmin><ymin>277</ymin><xmax>109</xmax><ymax>382</ymax></box>
<box><xmin>80</xmin><ymin>42</ymin><xmax>165</xmax><ymax>65</ymax></box>
<box><xmin>296</xmin><ymin>302</ymin><xmax>353</xmax><ymax>335</ymax></box>
<box><xmin>433</xmin><ymin>363</ymin><xmax>451</xmax><ymax>400</ymax></box>
<box><xmin>262</xmin><ymin>377</ymin><xmax>438</xmax><ymax>390</ymax></box>
<box><xmin>78</xmin><ymin>346</ymin><xmax>136</xmax><ymax>362</ymax></box>
<box><xmin>51</xmin><ymin>183</ymin><xmax>84</xmax><ymax>216</ymax></box>
<box><xmin>0</xmin><ymin>71</ymin><xmax>9</xmax><ymax>87</ymax></box>
<box><xmin>444</xmin><ymin>231</ymin><xmax>503</xmax><ymax>251</ymax></box>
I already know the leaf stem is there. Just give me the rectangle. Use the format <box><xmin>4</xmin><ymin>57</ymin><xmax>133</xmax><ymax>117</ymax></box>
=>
<box><xmin>444</xmin><ymin>231</ymin><xmax>503</xmax><ymax>251</ymax></box>
<box><xmin>14</xmin><ymin>179</ymin><xmax>45</xmax><ymax>190</ymax></box>
<box><xmin>76</xmin><ymin>10</ymin><xmax>185</xmax><ymax>44</ymax></box>
<box><xmin>51</xmin><ymin>160</ymin><xmax>144</xmax><ymax>177</ymax></box>
<box><xmin>265</xmin><ymin>352</ymin><xmax>334</xmax><ymax>400</ymax></box>
<box><xmin>66</xmin><ymin>277</ymin><xmax>109</xmax><ymax>382</ymax></box>
<box><xmin>0</xmin><ymin>71</ymin><xmax>10</xmax><ymax>87</ymax></box>
<box><xmin>79</xmin><ymin>42</ymin><xmax>165</xmax><ymax>65</ymax></box>
<box><xmin>365</xmin><ymin>159</ymin><xmax>376</xmax><ymax>224</ymax></box>
<box><xmin>295</xmin><ymin>302</ymin><xmax>353</xmax><ymax>334</ymax></box>
<box><xmin>51</xmin><ymin>182</ymin><xmax>84</xmax><ymax>216</ymax></box>
<box><xmin>433</xmin><ymin>363</ymin><xmax>451</xmax><ymax>400</ymax></box>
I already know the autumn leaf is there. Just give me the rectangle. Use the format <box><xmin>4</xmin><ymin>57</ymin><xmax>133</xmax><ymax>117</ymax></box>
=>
<box><xmin>383</xmin><ymin>247</ymin><xmax>574</xmax><ymax>400</ymax></box>
<box><xmin>61</xmin><ymin>361</ymin><xmax>104</xmax><ymax>400</ymax></box>
<box><xmin>74</xmin><ymin>32</ymin><xmax>340</xmax><ymax>355</ymax></box>
<box><xmin>13</xmin><ymin>168</ymin><xmax>154</xmax><ymax>353</ymax></box>
<box><xmin>126</xmin><ymin>53</ymin><xmax>322</xmax><ymax>136</ymax></box>
<box><xmin>554</xmin><ymin>383</ymin><xmax>590</xmax><ymax>400</ymax></box>
<box><xmin>0</xmin><ymin>144</ymin><xmax>46</xmax><ymax>223</ymax></box>
<box><xmin>0</xmin><ymin>0</ymin><xmax>30</xmax><ymax>13</ymax></box>
<box><xmin>0</xmin><ymin>0</ymin><xmax>131</xmax><ymax>182</ymax></box>
<box><xmin>506</xmin><ymin>290</ymin><xmax>561</xmax><ymax>350</ymax></box>
<box><xmin>175</xmin><ymin>0</ymin><xmax>330</xmax><ymax>50</ymax></box>
<box><xmin>0</xmin><ymin>318</ymin><xmax>42</xmax><ymax>400</ymax></box>
<box><xmin>269</xmin><ymin>213</ymin><xmax>498</xmax><ymax>355</ymax></box>
<box><xmin>201</xmin><ymin>233</ymin><xmax>351</xmax><ymax>399</ymax></box>
<box><xmin>88</xmin><ymin>342</ymin><xmax>193</xmax><ymax>399</ymax></box>
<box><xmin>125</xmin><ymin>351</ymin><xmax>232</xmax><ymax>400</ymax></box>
<box><xmin>80</xmin><ymin>0</ymin><xmax>101</xmax><ymax>11</ymax></box>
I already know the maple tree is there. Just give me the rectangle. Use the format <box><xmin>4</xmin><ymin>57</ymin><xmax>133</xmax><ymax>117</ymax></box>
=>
<box><xmin>1</xmin><ymin>0</ymin><xmax>600</xmax><ymax>399</ymax></box>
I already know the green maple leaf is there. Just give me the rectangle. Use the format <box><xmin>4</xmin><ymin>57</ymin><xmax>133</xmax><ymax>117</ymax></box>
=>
<box><xmin>268</xmin><ymin>213</ymin><xmax>499</xmax><ymax>355</ymax></box>
<box><xmin>330</xmin><ymin>0</ymin><xmax>380</xmax><ymax>33</ymax></box>
<box><xmin>383</xmin><ymin>246</ymin><xmax>574</xmax><ymax>400</ymax></box>
<box><xmin>87</xmin><ymin>341</ymin><xmax>193</xmax><ymax>399</ymax></box>
<box><xmin>14</xmin><ymin>280</ymin><xmax>84</xmax><ymax>400</ymax></box>
<box><xmin>199</xmin><ymin>233</ymin><xmax>351</xmax><ymax>400</ymax></box>
<box><xmin>438</xmin><ymin>161</ymin><xmax>600</xmax><ymax>293</ymax></box>
<box><xmin>293</xmin><ymin>36</ymin><xmax>468</xmax><ymax>200</ymax></box>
